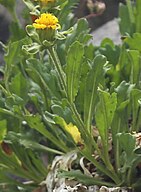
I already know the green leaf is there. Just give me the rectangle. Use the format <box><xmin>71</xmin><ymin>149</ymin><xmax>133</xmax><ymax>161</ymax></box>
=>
<box><xmin>26</xmin><ymin>59</ymin><xmax>48</xmax><ymax>86</ymax></box>
<box><xmin>84</xmin><ymin>55</ymin><xmax>107</xmax><ymax>133</ymax></box>
<box><xmin>119</xmin><ymin>3</ymin><xmax>134</xmax><ymax>35</ymax></box>
<box><xmin>118</xmin><ymin>133</ymin><xmax>136</xmax><ymax>156</ymax></box>
<box><xmin>22</xmin><ymin>43</ymin><xmax>41</xmax><ymax>54</ymax></box>
<box><xmin>10</xmin><ymin>22</ymin><xmax>26</xmax><ymax>42</ymax></box>
<box><xmin>126</xmin><ymin>0</ymin><xmax>135</xmax><ymax>24</ymax></box>
<box><xmin>25</xmin><ymin>114</ymin><xmax>48</xmax><ymax>133</ymax></box>
<box><xmin>99</xmin><ymin>44</ymin><xmax>120</xmax><ymax>66</ymax></box>
<box><xmin>5</xmin><ymin>94</ymin><xmax>25</xmax><ymax>109</ymax></box>
<box><xmin>0</xmin><ymin>120</ymin><xmax>7</xmax><ymax>142</ymax></box>
<box><xmin>128</xmin><ymin>50</ymin><xmax>141</xmax><ymax>84</ymax></box>
<box><xmin>23</xmin><ymin>0</ymin><xmax>39</xmax><ymax>13</ymax></box>
<box><xmin>0</xmin><ymin>169</ymin><xmax>25</xmax><ymax>187</ymax></box>
<box><xmin>0</xmin><ymin>107</ymin><xmax>22</xmax><ymax>133</ymax></box>
<box><xmin>101</xmin><ymin>38</ymin><xmax>115</xmax><ymax>48</ymax></box>
<box><xmin>9</xmin><ymin>72</ymin><xmax>28</xmax><ymax>101</ymax></box>
<box><xmin>51</xmin><ymin>104</ymin><xmax>72</xmax><ymax>122</ymax></box>
<box><xmin>127</xmin><ymin>50</ymin><xmax>141</xmax><ymax>85</ymax></box>
<box><xmin>130</xmin><ymin>89</ymin><xmax>141</xmax><ymax>132</ymax></box>
<box><xmin>25</xmin><ymin>114</ymin><xmax>68</xmax><ymax>152</ymax></box>
<box><xmin>95</xmin><ymin>90</ymin><xmax>117</xmax><ymax>141</ymax></box>
<box><xmin>115</xmin><ymin>81</ymin><xmax>134</xmax><ymax>105</ymax></box>
<box><xmin>117</xmin><ymin>133</ymin><xmax>139</xmax><ymax>181</ymax></box>
<box><xmin>75</xmin><ymin>59</ymin><xmax>90</xmax><ymax>115</ymax></box>
<box><xmin>65</xmin><ymin>19</ymin><xmax>91</xmax><ymax>49</ymax></box>
<box><xmin>124</xmin><ymin>33</ymin><xmax>141</xmax><ymax>52</ymax></box>
<box><xmin>84</xmin><ymin>44</ymin><xmax>95</xmax><ymax>61</ymax></box>
<box><xmin>95</xmin><ymin>91</ymin><xmax>117</xmax><ymax>172</ymax></box>
<box><xmin>58</xmin><ymin>170</ymin><xmax>115</xmax><ymax>187</ymax></box>
<box><xmin>4</xmin><ymin>38</ymin><xmax>29</xmax><ymax>67</ymax></box>
<box><xmin>111</xmin><ymin>82</ymin><xmax>132</xmax><ymax>138</ymax></box>
<box><xmin>2</xmin><ymin>142</ymin><xmax>47</xmax><ymax>183</ymax></box>
<box><xmin>5</xmin><ymin>132</ymin><xmax>63</xmax><ymax>155</ymax></box>
<box><xmin>26</xmin><ymin>25</ymin><xmax>40</xmax><ymax>43</ymax></box>
<box><xmin>25</xmin><ymin>65</ymin><xmax>50</xmax><ymax>108</ymax></box>
<box><xmin>4</xmin><ymin>38</ymin><xmax>30</xmax><ymax>84</ymax></box>
<box><xmin>54</xmin><ymin>116</ymin><xmax>66</xmax><ymax>128</ymax></box>
<box><xmin>136</xmin><ymin>0</ymin><xmax>141</xmax><ymax>33</ymax></box>
<box><xmin>58</xmin><ymin>0</ymin><xmax>79</xmax><ymax>29</ymax></box>
<box><xmin>66</xmin><ymin>41</ymin><xmax>84</xmax><ymax>103</ymax></box>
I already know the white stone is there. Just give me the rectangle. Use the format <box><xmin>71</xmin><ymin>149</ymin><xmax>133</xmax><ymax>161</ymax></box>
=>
<box><xmin>91</xmin><ymin>19</ymin><xmax>122</xmax><ymax>46</ymax></box>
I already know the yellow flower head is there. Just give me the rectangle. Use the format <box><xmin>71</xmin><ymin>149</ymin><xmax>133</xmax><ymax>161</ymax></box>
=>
<box><xmin>40</xmin><ymin>0</ymin><xmax>55</xmax><ymax>3</ymax></box>
<box><xmin>33</xmin><ymin>13</ymin><xmax>60</xmax><ymax>30</ymax></box>
<box><xmin>35</xmin><ymin>0</ymin><xmax>56</xmax><ymax>6</ymax></box>
<box><xmin>65</xmin><ymin>123</ymin><xmax>82</xmax><ymax>144</ymax></box>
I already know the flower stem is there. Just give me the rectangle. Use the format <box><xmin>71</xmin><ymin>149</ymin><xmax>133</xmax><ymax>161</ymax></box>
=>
<box><xmin>48</xmin><ymin>46</ymin><xmax>86</xmax><ymax>135</ymax></box>
<box><xmin>48</xmin><ymin>46</ymin><xmax>106</xmax><ymax>152</ymax></box>
<box><xmin>48</xmin><ymin>46</ymin><xmax>67</xmax><ymax>94</ymax></box>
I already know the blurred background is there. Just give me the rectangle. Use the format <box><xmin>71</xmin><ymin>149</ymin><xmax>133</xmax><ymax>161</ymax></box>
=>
<box><xmin>76</xmin><ymin>0</ymin><xmax>125</xmax><ymax>30</ymax></box>
<box><xmin>0</xmin><ymin>0</ymin><xmax>126</xmax><ymax>43</ymax></box>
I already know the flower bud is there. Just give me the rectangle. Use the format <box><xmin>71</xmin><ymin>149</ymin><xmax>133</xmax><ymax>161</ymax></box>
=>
<box><xmin>33</xmin><ymin>13</ymin><xmax>60</xmax><ymax>41</ymax></box>
<box><xmin>35</xmin><ymin>0</ymin><xmax>56</xmax><ymax>8</ymax></box>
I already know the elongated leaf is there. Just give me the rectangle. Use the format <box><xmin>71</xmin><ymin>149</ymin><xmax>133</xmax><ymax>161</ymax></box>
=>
<box><xmin>112</xmin><ymin>82</ymin><xmax>133</xmax><ymax>136</ymax></box>
<box><xmin>26</xmin><ymin>58</ymin><xmax>62</xmax><ymax>100</ymax></box>
<box><xmin>117</xmin><ymin>133</ymin><xmax>136</xmax><ymax>161</ymax></box>
<box><xmin>84</xmin><ymin>55</ymin><xmax>107</xmax><ymax>133</ymax></box>
<box><xmin>135</xmin><ymin>0</ymin><xmax>141</xmax><ymax>33</ymax></box>
<box><xmin>4</xmin><ymin>38</ymin><xmax>30</xmax><ymax>83</ymax></box>
<box><xmin>0</xmin><ymin>169</ymin><xmax>26</xmax><ymax>187</ymax></box>
<box><xmin>4</xmin><ymin>38</ymin><xmax>30</xmax><ymax>67</ymax></box>
<box><xmin>119</xmin><ymin>3</ymin><xmax>133</xmax><ymax>35</ymax></box>
<box><xmin>9</xmin><ymin>72</ymin><xmax>28</xmax><ymax>101</ymax></box>
<box><xmin>95</xmin><ymin>90</ymin><xmax>117</xmax><ymax>169</ymax></box>
<box><xmin>25</xmin><ymin>114</ymin><xmax>68</xmax><ymax>152</ymax></box>
<box><xmin>66</xmin><ymin>41</ymin><xmax>84</xmax><ymax>103</ymax></box>
<box><xmin>116</xmin><ymin>133</ymin><xmax>141</xmax><ymax>184</ymax></box>
<box><xmin>5</xmin><ymin>131</ymin><xmax>63</xmax><ymax>155</ymax></box>
<box><xmin>26</xmin><ymin>67</ymin><xmax>48</xmax><ymax>94</ymax></box>
<box><xmin>115</xmin><ymin>81</ymin><xmax>134</xmax><ymax>104</ymax></box>
<box><xmin>75</xmin><ymin>58</ymin><xmax>90</xmax><ymax>114</ymax></box>
<box><xmin>0</xmin><ymin>120</ymin><xmax>7</xmax><ymax>142</ymax></box>
<box><xmin>95</xmin><ymin>89</ymin><xmax>117</xmax><ymax>141</ymax></box>
<box><xmin>58</xmin><ymin>170</ymin><xmax>115</xmax><ymax>187</ymax></box>
<box><xmin>127</xmin><ymin>50</ymin><xmax>141</xmax><ymax>85</ymax></box>
<box><xmin>124</xmin><ymin>33</ymin><xmax>141</xmax><ymax>52</ymax></box>
<box><xmin>25</xmin><ymin>114</ymin><xmax>54</xmax><ymax>139</ymax></box>
<box><xmin>26</xmin><ymin>66</ymin><xmax>50</xmax><ymax>109</ymax></box>
<box><xmin>65</xmin><ymin>19</ymin><xmax>91</xmax><ymax>48</ymax></box>
<box><xmin>99</xmin><ymin>44</ymin><xmax>120</xmax><ymax>66</ymax></box>
<box><xmin>130</xmin><ymin>89</ymin><xmax>141</xmax><ymax>132</ymax></box>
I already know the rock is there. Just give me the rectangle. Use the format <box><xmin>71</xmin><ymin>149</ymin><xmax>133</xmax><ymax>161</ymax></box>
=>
<box><xmin>99</xmin><ymin>186</ymin><xmax>129</xmax><ymax>192</ymax></box>
<box><xmin>90</xmin><ymin>19</ymin><xmax>122</xmax><ymax>46</ymax></box>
